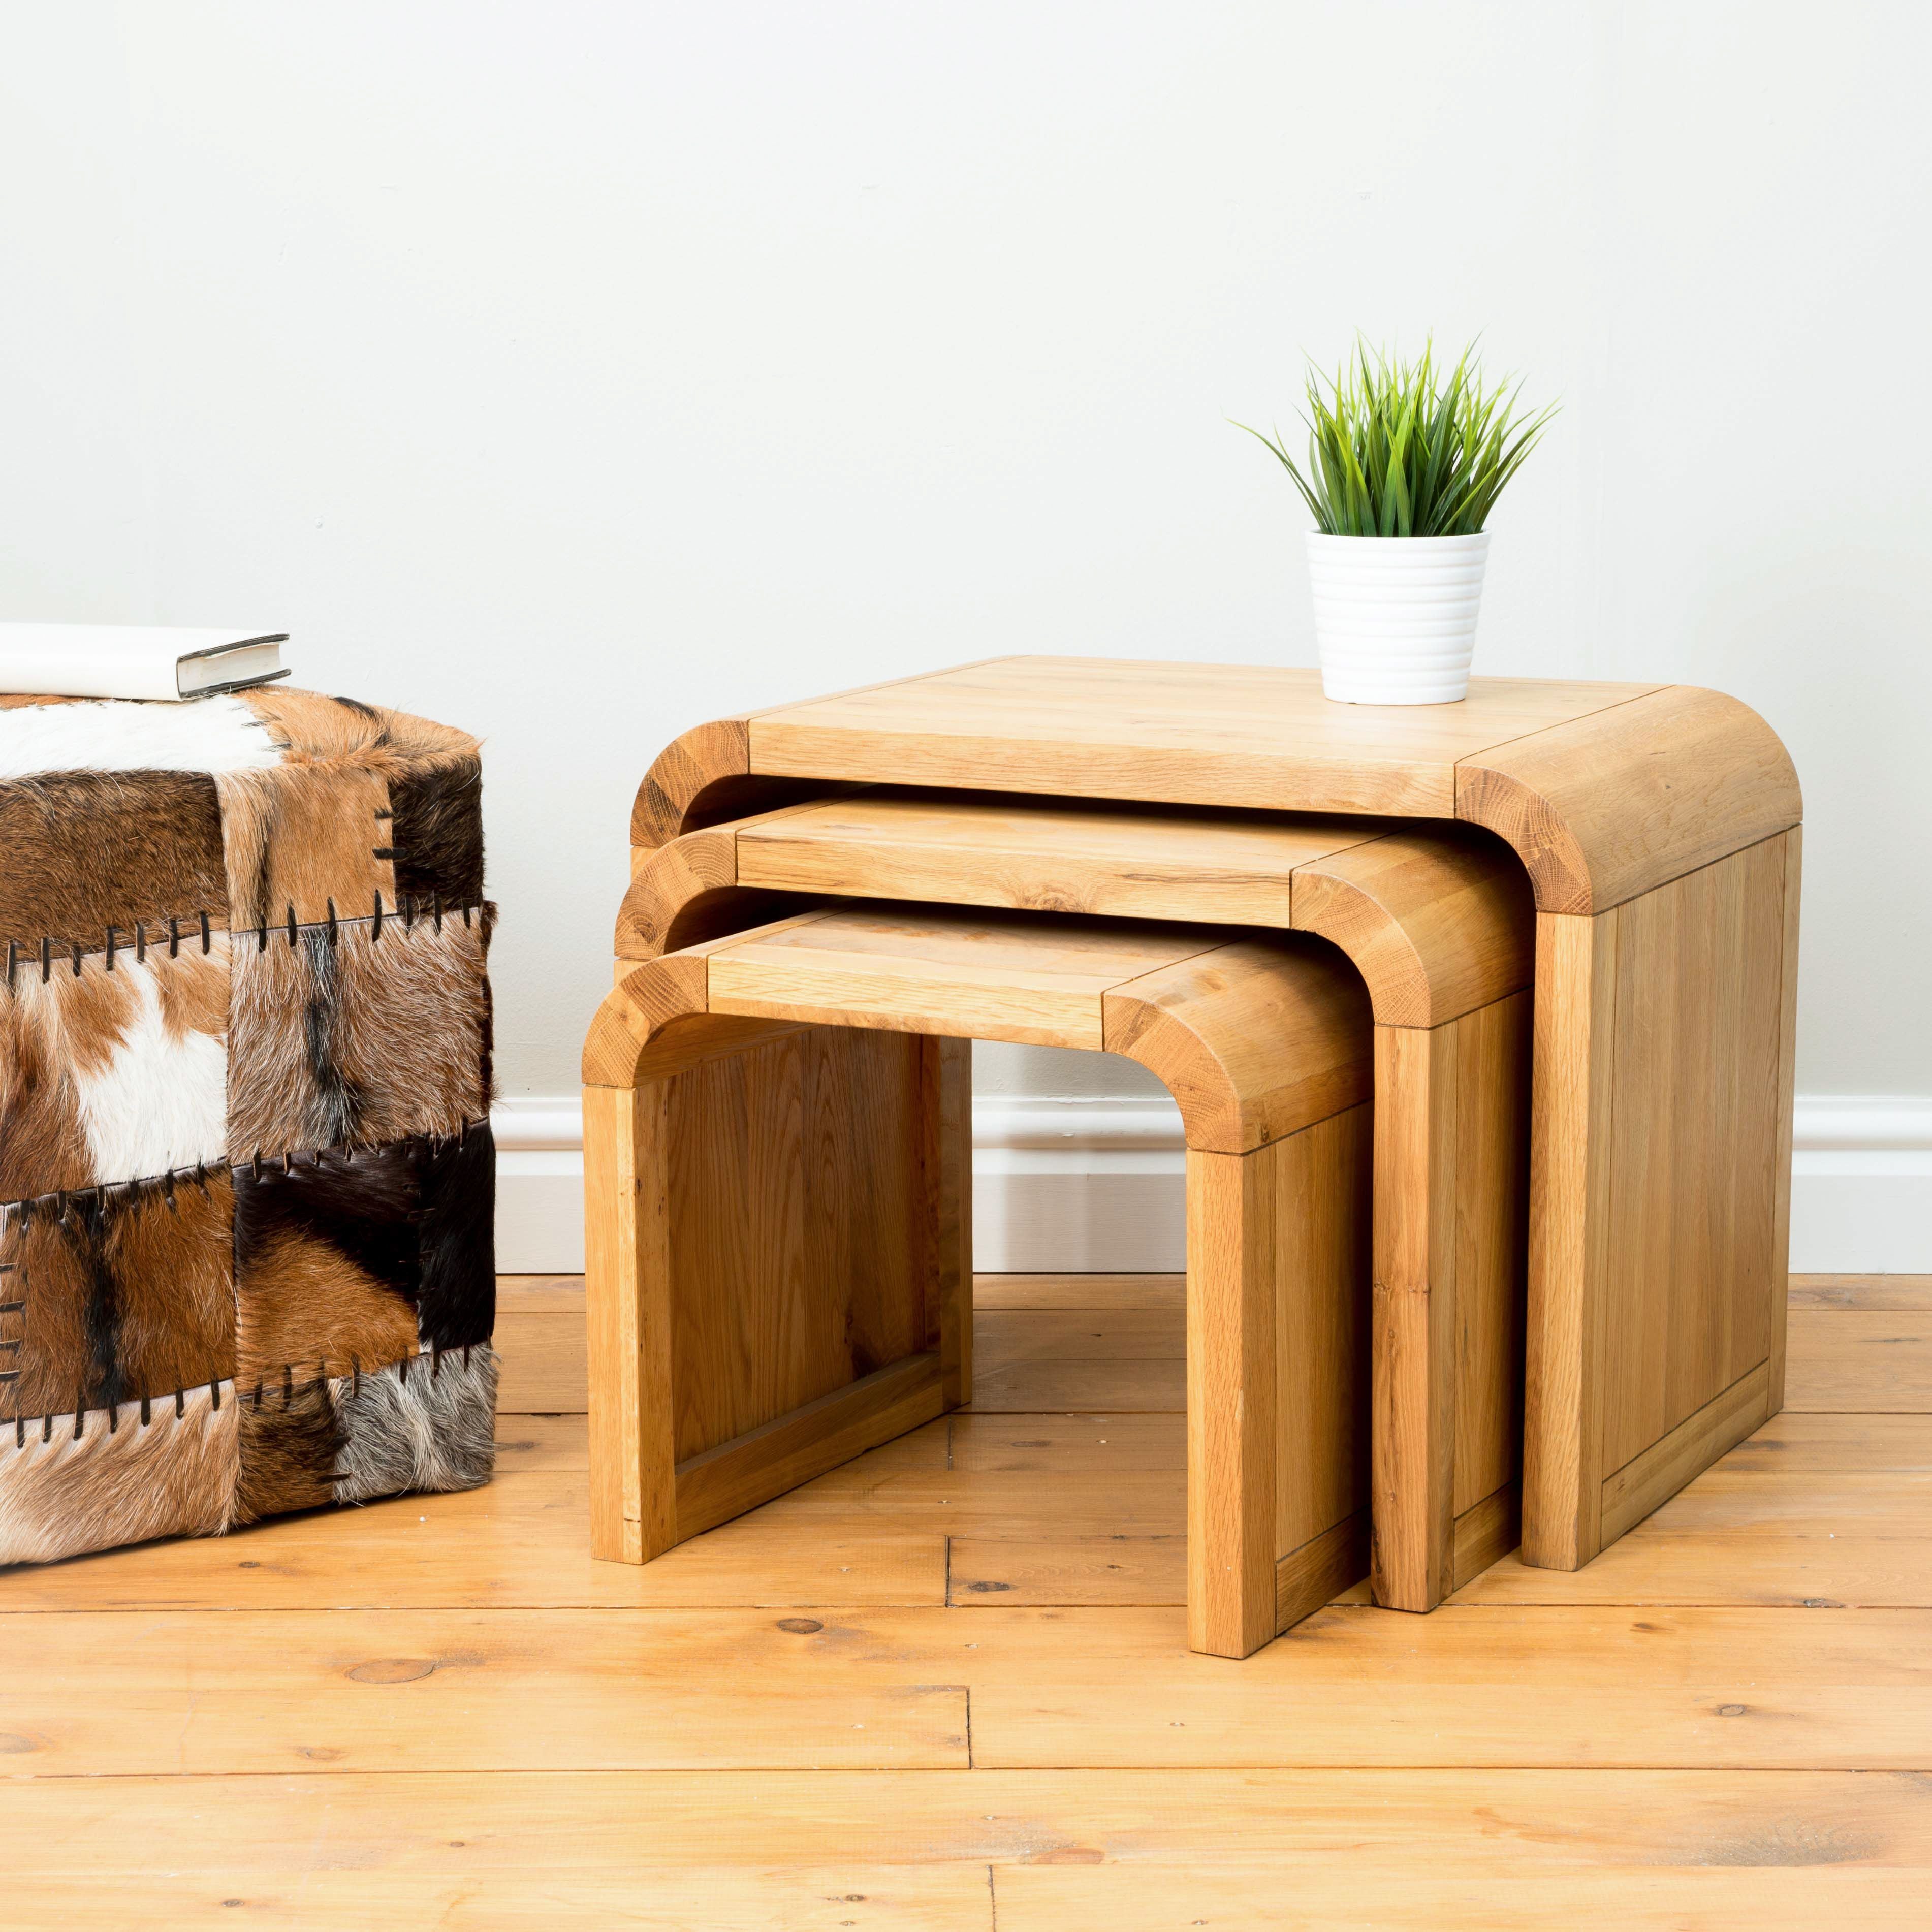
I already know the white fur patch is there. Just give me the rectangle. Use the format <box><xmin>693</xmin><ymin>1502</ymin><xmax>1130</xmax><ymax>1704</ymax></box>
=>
<box><xmin>0</xmin><ymin>695</ymin><xmax>284</xmax><ymax>779</ymax></box>
<box><xmin>67</xmin><ymin>951</ymin><xmax>230</xmax><ymax>1183</ymax></box>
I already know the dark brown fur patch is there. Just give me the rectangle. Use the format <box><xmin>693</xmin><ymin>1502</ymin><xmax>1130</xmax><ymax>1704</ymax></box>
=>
<box><xmin>388</xmin><ymin>758</ymin><xmax>484</xmax><ymax>907</ymax></box>
<box><xmin>234</xmin><ymin>1142</ymin><xmax>421</xmax><ymax>1306</ymax></box>
<box><xmin>234</xmin><ymin>1372</ymin><xmax>342</xmax><ymax>1522</ymax></box>
<box><xmin>0</xmin><ymin>1172</ymin><xmax>236</xmax><ymax>1424</ymax></box>
<box><xmin>0</xmin><ymin>770</ymin><xmax>227</xmax><ymax>956</ymax></box>
<box><xmin>231</xmin><ymin>1128</ymin><xmax>495</xmax><ymax>1357</ymax></box>
<box><xmin>215</xmin><ymin>764</ymin><xmax>395</xmax><ymax>930</ymax></box>
<box><xmin>417</xmin><ymin>1124</ymin><xmax>496</xmax><ymax>1352</ymax></box>
<box><xmin>227</xmin><ymin>908</ymin><xmax>493</xmax><ymax>1160</ymax></box>
<box><xmin>0</xmin><ymin>1380</ymin><xmax>238</xmax><ymax>1564</ymax></box>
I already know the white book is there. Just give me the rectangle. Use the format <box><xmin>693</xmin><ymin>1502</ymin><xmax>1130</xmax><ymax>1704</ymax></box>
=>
<box><xmin>0</xmin><ymin>624</ymin><xmax>290</xmax><ymax>702</ymax></box>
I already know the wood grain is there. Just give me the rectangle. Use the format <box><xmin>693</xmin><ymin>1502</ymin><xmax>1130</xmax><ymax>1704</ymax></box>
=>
<box><xmin>1768</xmin><ymin>827</ymin><xmax>1802</xmax><ymax>1412</ymax></box>
<box><xmin>582</xmin><ymin>1082</ymin><xmax>673</xmax><ymax>1562</ymax></box>
<box><xmin>1371</xmin><ymin>1022</ymin><xmax>1460</xmax><ymax>1609</ymax></box>
<box><xmin>924</xmin><ymin>1036</ymin><xmax>975</xmax><ymax>1409</ymax></box>
<box><xmin>1289</xmin><ymin>822</ymin><xmax>1534</xmax><ymax>1027</ymax></box>
<box><xmin>1784</xmin><ymin>1312</ymin><xmax>1932</xmax><ymax>1410</ymax></box>
<box><xmin>1600</xmin><ymin>1363</ymin><xmax>1775</xmax><ymax>1545</ymax></box>
<box><xmin>969</xmin><ymin>1274</ymin><xmax>1186</xmax><ymax>1311</ymax></box>
<box><xmin>13</xmin><ymin>1768</ymin><xmax>1931</xmax><ymax>1931</ymax></box>
<box><xmin>675</xmin><ymin>1352</ymin><xmax>947</xmax><ymax>1539</ymax></box>
<box><xmin>8</xmin><ymin>1273</ymin><xmax>1930</xmax><ymax>1928</ymax></box>
<box><xmin>959</xmin><ymin>1603</ymin><xmax>1932</xmax><ymax>1770</ymax></box>
<box><xmin>1371</xmin><ymin>991</ymin><xmax>1531</xmax><ymax>1611</ymax></box>
<box><xmin>1599</xmin><ymin>838</ymin><xmax>1788</xmax><ymax>1475</ymax></box>
<box><xmin>1102</xmin><ymin>934</ymin><xmax>1372</xmax><ymax>1152</ymax></box>
<box><xmin>1184</xmin><ymin>1147</ymin><xmax>1278</xmax><ymax>1656</ymax></box>
<box><xmin>748</xmin><ymin>657</ymin><xmax>1660</xmax><ymax>819</ymax></box>
<box><xmin>708</xmin><ymin>901</ymin><xmax>1214</xmax><ymax>1050</ymax></box>
<box><xmin>660</xmin><ymin>1027</ymin><xmax>933</xmax><ymax>1463</ymax></box>
<box><xmin>0</xmin><ymin>1459</ymin><xmax>946</xmax><ymax>1611</ymax></box>
<box><xmin>1790</xmin><ymin>1277</ymin><xmax>1932</xmax><ymax>1310</ymax></box>
<box><xmin>736</xmin><ymin>786</ymin><xmax>1378</xmax><ymax>922</ymax></box>
<box><xmin>1454</xmin><ymin>683</ymin><xmax>1802</xmax><ymax>916</ymax></box>
<box><xmin>1522</xmin><ymin>908</ymin><xmax>1618</xmax><ymax>1570</ymax></box>
<box><xmin>0</xmin><ymin>1607</ymin><xmax>973</xmax><ymax>1775</ymax></box>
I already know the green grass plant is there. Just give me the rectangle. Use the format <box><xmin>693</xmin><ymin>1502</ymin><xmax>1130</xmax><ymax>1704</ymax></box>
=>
<box><xmin>1237</xmin><ymin>339</ymin><xmax>1555</xmax><ymax>537</ymax></box>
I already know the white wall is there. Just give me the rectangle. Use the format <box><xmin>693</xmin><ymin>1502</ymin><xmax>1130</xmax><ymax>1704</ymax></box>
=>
<box><xmin>5</xmin><ymin>3</ymin><xmax>1929</xmax><ymax>1265</ymax></box>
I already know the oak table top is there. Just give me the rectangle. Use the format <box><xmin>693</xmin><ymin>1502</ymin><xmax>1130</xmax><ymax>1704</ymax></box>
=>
<box><xmin>636</xmin><ymin>656</ymin><xmax>1800</xmax><ymax>917</ymax></box>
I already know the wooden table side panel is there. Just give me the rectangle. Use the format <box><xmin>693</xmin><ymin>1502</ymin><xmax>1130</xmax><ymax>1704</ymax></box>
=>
<box><xmin>1451</xmin><ymin>990</ymin><xmax>1533</xmax><ymax>1520</ymax></box>
<box><xmin>1599</xmin><ymin>839</ymin><xmax>1790</xmax><ymax>1477</ymax></box>
<box><xmin>1370</xmin><ymin>1024</ymin><xmax>1461</xmax><ymax>1612</ymax></box>
<box><xmin>661</xmin><ymin>1028</ymin><xmax>934</xmax><ymax>1463</ymax></box>
<box><xmin>1272</xmin><ymin>1102</ymin><xmax>1374</xmax><ymax>1569</ymax></box>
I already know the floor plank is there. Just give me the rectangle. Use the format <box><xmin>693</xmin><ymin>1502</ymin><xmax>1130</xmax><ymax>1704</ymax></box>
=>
<box><xmin>993</xmin><ymin>1863</ymin><xmax>1928</xmax><ymax>1930</ymax></box>
<box><xmin>0</xmin><ymin>1466</ymin><xmax>947</xmax><ymax>1612</ymax></box>
<box><xmin>949</xmin><ymin>1535</ymin><xmax>1186</xmax><ymax>1606</ymax></box>
<box><xmin>11</xmin><ymin>1599</ymin><xmax>1921</xmax><ymax>1777</ymax></box>
<box><xmin>964</xmin><ymin>1359</ymin><xmax>1187</xmax><ymax>1413</ymax></box>
<box><xmin>975</xmin><ymin>1309</ymin><xmax>1184</xmax><ymax>1364</ymax></box>
<box><xmin>9</xmin><ymin>1271</ymin><xmax>1930</xmax><ymax>1923</ymax></box>
<box><xmin>0</xmin><ymin>1607</ymin><xmax>972</xmax><ymax>1773</ymax></box>
<box><xmin>1784</xmin><ymin>1312</ymin><xmax>1932</xmax><ymax>1411</ymax></box>
<box><xmin>957</xmin><ymin>1603</ymin><xmax>1932</xmax><ymax>1769</ymax></box>
<box><xmin>5</xmin><ymin>1765</ymin><xmax>1924</xmax><ymax>1866</ymax></box>
<box><xmin>973</xmin><ymin>1274</ymin><xmax>1186</xmax><ymax>1312</ymax></box>
<box><xmin>1790</xmin><ymin>1275</ymin><xmax>1932</xmax><ymax>1310</ymax></box>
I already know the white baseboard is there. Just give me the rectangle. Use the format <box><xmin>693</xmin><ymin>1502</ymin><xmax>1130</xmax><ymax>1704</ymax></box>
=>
<box><xmin>492</xmin><ymin>1098</ymin><xmax>591</xmax><ymax>1274</ymax></box>
<box><xmin>490</xmin><ymin>1093</ymin><xmax>1932</xmax><ymax>1275</ymax></box>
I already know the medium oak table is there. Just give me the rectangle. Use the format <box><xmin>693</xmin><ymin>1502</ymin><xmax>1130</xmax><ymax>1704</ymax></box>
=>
<box><xmin>627</xmin><ymin>658</ymin><xmax>1802</xmax><ymax>1575</ymax></box>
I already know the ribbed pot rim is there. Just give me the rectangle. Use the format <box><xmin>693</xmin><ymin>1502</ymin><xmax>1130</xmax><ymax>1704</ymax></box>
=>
<box><xmin>1305</xmin><ymin>530</ymin><xmax>1491</xmax><ymax>549</ymax></box>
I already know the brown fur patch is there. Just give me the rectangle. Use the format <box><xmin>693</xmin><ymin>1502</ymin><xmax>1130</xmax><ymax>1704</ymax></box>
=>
<box><xmin>240</xmin><ymin>688</ymin><xmax>480</xmax><ymax>772</ymax></box>
<box><xmin>215</xmin><ymin>763</ymin><xmax>396</xmax><ymax>930</ymax></box>
<box><xmin>155</xmin><ymin>940</ymin><xmax>229</xmax><ymax>1043</ymax></box>
<box><xmin>0</xmin><ymin>998</ymin><xmax>91</xmax><ymax>1201</ymax></box>
<box><xmin>0</xmin><ymin>770</ymin><xmax>227</xmax><ymax>956</ymax></box>
<box><xmin>227</xmin><ymin>908</ymin><xmax>493</xmax><ymax>1160</ymax></box>
<box><xmin>0</xmin><ymin>1172</ymin><xmax>236</xmax><ymax>1423</ymax></box>
<box><xmin>0</xmin><ymin>694</ymin><xmax>84</xmax><ymax>711</ymax></box>
<box><xmin>0</xmin><ymin>1380</ymin><xmax>238</xmax><ymax>1565</ymax></box>
<box><xmin>234</xmin><ymin>1226</ymin><xmax>419</xmax><ymax>1390</ymax></box>
<box><xmin>234</xmin><ymin>1372</ymin><xmax>342</xmax><ymax>1522</ymax></box>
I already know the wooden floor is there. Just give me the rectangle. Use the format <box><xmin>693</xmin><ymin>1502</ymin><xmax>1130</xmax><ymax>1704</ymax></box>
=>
<box><xmin>4</xmin><ymin>1273</ymin><xmax>1930</xmax><ymax>1926</ymax></box>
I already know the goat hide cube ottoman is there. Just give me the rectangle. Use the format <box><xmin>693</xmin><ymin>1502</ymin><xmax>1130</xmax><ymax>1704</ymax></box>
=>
<box><xmin>0</xmin><ymin>687</ymin><xmax>497</xmax><ymax>1566</ymax></box>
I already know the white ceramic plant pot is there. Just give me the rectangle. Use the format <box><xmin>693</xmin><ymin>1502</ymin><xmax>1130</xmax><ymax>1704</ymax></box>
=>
<box><xmin>1305</xmin><ymin>530</ymin><xmax>1491</xmax><ymax>705</ymax></box>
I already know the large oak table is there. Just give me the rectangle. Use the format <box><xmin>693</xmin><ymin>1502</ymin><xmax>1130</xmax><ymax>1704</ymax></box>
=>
<box><xmin>628</xmin><ymin>657</ymin><xmax>1802</xmax><ymax>1573</ymax></box>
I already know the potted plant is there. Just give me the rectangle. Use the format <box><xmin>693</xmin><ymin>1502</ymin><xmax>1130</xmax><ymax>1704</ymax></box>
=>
<box><xmin>1240</xmin><ymin>341</ymin><xmax>1555</xmax><ymax>704</ymax></box>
